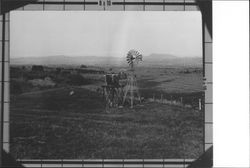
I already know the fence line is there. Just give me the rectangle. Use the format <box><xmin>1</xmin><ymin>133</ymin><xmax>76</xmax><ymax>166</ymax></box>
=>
<box><xmin>146</xmin><ymin>93</ymin><xmax>203</xmax><ymax>111</ymax></box>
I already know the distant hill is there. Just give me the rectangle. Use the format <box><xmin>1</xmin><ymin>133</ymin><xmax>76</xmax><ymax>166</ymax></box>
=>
<box><xmin>11</xmin><ymin>56</ymin><xmax>122</xmax><ymax>66</ymax></box>
<box><xmin>11</xmin><ymin>54</ymin><xmax>202</xmax><ymax>67</ymax></box>
<box><xmin>147</xmin><ymin>53</ymin><xmax>177</xmax><ymax>60</ymax></box>
<box><xmin>143</xmin><ymin>54</ymin><xmax>201</xmax><ymax>66</ymax></box>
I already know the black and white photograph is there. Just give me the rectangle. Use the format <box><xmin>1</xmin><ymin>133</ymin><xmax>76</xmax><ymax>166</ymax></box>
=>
<box><xmin>1</xmin><ymin>0</ymin><xmax>250</xmax><ymax>168</ymax></box>
<box><xmin>9</xmin><ymin>11</ymin><xmax>204</xmax><ymax>159</ymax></box>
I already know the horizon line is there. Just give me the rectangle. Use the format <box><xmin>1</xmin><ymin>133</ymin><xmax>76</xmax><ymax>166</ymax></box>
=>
<box><xmin>11</xmin><ymin>54</ymin><xmax>202</xmax><ymax>59</ymax></box>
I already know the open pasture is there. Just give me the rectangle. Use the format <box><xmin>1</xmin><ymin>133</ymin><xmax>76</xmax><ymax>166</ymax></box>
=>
<box><xmin>10</xmin><ymin>65</ymin><xmax>204</xmax><ymax>159</ymax></box>
<box><xmin>10</xmin><ymin>87</ymin><xmax>203</xmax><ymax>159</ymax></box>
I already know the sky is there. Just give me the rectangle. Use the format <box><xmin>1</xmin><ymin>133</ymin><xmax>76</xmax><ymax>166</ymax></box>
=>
<box><xmin>10</xmin><ymin>11</ymin><xmax>202</xmax><ymax>58</ymax></box>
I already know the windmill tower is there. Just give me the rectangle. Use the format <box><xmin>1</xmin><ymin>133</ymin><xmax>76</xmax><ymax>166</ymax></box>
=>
<box><xmin>122</xmin><ymin>50</ymin><xmax>142</xmax><ymax>108</ymax></box>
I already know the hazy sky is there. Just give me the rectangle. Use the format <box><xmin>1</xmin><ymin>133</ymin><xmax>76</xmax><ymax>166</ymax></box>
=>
<box><xmin>10</xmin><ymin>11</ymin><xmax>202</xmax><ymax>58</ymax></box>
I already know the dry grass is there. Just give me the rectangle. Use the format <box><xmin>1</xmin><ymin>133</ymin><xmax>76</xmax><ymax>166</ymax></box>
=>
<box><xmin>10</xmin><ymin>87</ymin><xmax>203</xmax><ymax>159</ymax></box>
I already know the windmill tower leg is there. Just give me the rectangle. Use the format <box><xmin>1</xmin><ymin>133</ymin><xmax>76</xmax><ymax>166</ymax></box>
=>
<box><xmin>123</xmin><ymin>73</ymin><xmax>141</xmax><ymax>108</ymax></box>
<box><xmin>122</xmin><ymin>83</ymin><xmax>129</xmax><ymax>106</ymax></box>
<box><xmin>134</xmin><ymin>77</ymin><xmax>141</xmax><ymax>103</ymax></box>
<box><xmin>130</xmin><ymin>76</ymin><xmax>134</xmax><ymax>108</ymax></box>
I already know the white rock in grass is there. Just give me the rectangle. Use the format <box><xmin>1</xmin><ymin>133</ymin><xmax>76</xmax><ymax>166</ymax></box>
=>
<box><xmin>69</xmin><ymin>91</ymin><xmax>74</xmax><ymax>96</ymax></box>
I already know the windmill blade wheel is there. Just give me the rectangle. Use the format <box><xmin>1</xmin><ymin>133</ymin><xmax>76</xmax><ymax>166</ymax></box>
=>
<box><xmin>126</xmin><ymin>49</ymin><xmax>142</xmax><ymax>68</ymax></box>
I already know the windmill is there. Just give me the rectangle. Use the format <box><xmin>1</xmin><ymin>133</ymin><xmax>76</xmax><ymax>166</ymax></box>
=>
<box><xmin>123</xmin><ymin>49</ymin><xmax>142</xmax><ymax>108</ymax></box>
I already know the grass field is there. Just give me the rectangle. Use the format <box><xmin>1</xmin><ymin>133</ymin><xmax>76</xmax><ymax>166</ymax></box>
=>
<box><xmin>10</xmin><ymin>65</ymin><xmax>204</xmax><ymax>159</ymax></box>
<box><xmin>10</xmin><ymin>87</ymin><xmax>203</xmax><ymax>159</ymax></box>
